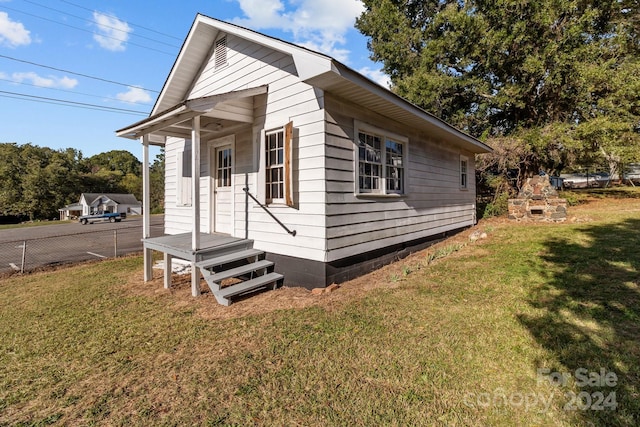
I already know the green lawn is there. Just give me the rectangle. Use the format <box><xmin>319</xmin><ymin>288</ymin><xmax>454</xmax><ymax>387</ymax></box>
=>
<box><xmin>0</xmin><ymin>220</ymin><xmax>72</xmax><ymax>231</ymax></box>
<box><xmin>1</xmin><ymin>189</ymin><xmax>639</xmax><ymax>426</ymax></box>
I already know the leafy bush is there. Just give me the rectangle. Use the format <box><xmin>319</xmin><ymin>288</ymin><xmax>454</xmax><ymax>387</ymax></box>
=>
<box><xmin>482</xmin><ymin>190</ymin><xmax>510</xmax><ymax>218</ymax></box>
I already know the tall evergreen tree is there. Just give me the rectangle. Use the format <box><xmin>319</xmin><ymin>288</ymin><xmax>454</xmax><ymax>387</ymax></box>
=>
<box><xmin>356</xmin><ymin>0</ymin><xmax>640</xmax><ymax>178</ymax></box>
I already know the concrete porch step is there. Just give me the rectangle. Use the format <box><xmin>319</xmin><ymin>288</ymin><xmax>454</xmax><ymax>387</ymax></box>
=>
<box><xmin>214</xmin><ymin>272</ymin><xmax>283</xmax><ymax>306</ymax></box>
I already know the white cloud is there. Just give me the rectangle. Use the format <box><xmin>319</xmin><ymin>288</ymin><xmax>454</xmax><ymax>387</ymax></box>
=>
<box><xmin>92</xmin><ymin>12</ymin><xmax>131</xmax><ymax>52</ymax></box>
<box><xmin>0</xmin><ymin>12</ymin><xmax>31</xmax><ymax>48</ymax></box>
<box><xmin>11</xmin><ymin>72</ymin><xmax>78</xmax><ymax>89</ymax></box>
<box><xmin>232</xmin><ymin>0</ymin><xmax>364</xmax><ymax>63</ymax></box>
<box><xmin>116</xmin><ymin>86</ymin><xmax>152</xmax><ymax>104</ymax></box>
<box><xmin>358</xmin><ymin>66</ymin><xmax>390</xmax><ymax>88</ymax></box>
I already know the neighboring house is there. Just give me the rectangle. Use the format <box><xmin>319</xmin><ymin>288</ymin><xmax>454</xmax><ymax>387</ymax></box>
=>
<box><xmin>116</xmin><ymin>14</ymin><xmax>491</xmax><ymax>303</ymax></box>
<box><xmin>58</xmin><ymin>202</ymin><xmax>83</xmax><ymax>221</ymax></box>
<box><xmin>59</xmin><ymin>193</ymin><xmax>142</xmax><ymax>220</ymax></box>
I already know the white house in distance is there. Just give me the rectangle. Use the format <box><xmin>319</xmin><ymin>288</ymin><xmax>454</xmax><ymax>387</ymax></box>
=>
<box><xmin>59</xmin><ymin>193</ymin><xmax>142</xmax><ymax>220</ymax></box>
<box><xmin>116</xmin><ymin>14</ymin><xmax>491</xmax><ymax>305</ymax></box>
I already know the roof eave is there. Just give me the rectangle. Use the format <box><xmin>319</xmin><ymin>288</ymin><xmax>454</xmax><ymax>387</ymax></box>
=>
<box><xmin>308</xmin><ymin>61</ymin><xmax>492</xmax><ymax>154</ymax></box>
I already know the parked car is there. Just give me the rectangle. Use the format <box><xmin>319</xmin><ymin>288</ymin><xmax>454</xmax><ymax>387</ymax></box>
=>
<box><xmin>561</xmin><ymin>173</ymin><xmax>610</xmax><ymax>189</ymax></box>
<box><xmin>78</xmin><ymin>212</ymin><xmax>123</xmax><ymax>225</ymax></box>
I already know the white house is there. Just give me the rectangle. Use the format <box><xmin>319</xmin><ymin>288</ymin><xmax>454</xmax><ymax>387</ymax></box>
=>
<box><xmin>117</xmin><ymin>14</ymin><xmax>491</xmax><ymax>305</ymax></box>
<box><xmin>59</xmin><ymin>193</ymin><xmax>142</xmax><ymax>220</ymax></box>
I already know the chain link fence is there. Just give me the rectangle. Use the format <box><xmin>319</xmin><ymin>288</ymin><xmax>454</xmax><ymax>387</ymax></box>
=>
<box><xmin>0</xmin><ymin>224</ymin><xmax>164</xmax><ymax>276</ymax></box>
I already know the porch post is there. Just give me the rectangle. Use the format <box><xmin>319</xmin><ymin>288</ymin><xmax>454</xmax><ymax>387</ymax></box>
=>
<box><xmin>141</xmin><ymin>135</ymin><xmax>153</xmax><ymax>282</ymax></box>
<box><xmin>191</xmin><ymin>116</ymin><xmax>202</xmax><ymax>296</ymax></box>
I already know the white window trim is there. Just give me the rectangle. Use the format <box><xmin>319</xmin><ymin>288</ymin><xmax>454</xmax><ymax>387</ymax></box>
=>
<box><xmin>265</xmin><ymin>127</ymin><xmax>286</xmax><ymax>205</ymax></box>
<box><xmin>256</xmin><ymin>122</ymin><xmax>294</xmax><ymax>207</ymax></box>
<box><xmin>354</xmin><ymin>120</ymin><xmax>408</xmax><ymax>197</ymax></box>
<box><xmin>460</xmin><ymin>154</ymin><xmax>469</xmax><ymax>190</ymax></box>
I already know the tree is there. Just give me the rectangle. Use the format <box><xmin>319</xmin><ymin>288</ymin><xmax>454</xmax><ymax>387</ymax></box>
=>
<box><xmin>149</xmin><ymin>150</ymin><xmax>165</xmax><ymax>214</ymax></box>
<box><xmin>0</xmin><ymin>143</ymin><xmax>24</xmax><ymax>216</ymax></box>
<box><xmin>85</xmin><ymin>150</ymin><xmax>141</xmax><ymax>176</ymax></box>
<box><xmin>0</xmin><ymin>143</ymin><xmax>152</xmax><ymax>221</ymax></box>
<box><xmin>356</xmin><ymin>0</ymin><xmax>640</xmax><ymax>180</ymax></box>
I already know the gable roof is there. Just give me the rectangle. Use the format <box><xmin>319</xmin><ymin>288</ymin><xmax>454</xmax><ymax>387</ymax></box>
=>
<box><xmin>118</xmin><ymin>13</ymin><xmax>491</xmax><ymax>154</ymax></box>
<box><xmin>81</xmin><ymin>193</ymin><xmax>141</xmax><ymax>206</ymax></box>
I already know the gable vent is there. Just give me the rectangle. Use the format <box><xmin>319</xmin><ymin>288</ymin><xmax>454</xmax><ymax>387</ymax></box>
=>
<box><xmin>214</xmin><ymin>36</ymin><xmax>227</xmax><ymax>69</ymax></box>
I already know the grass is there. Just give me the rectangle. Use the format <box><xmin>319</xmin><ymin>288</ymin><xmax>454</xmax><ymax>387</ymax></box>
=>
<box><xmin>1</xmin><ymin>188</ymin><xmax>639</xmax><ymax>426</ymax></box>
<box><xmin>0</xmin><ymin>220</ymin><xmax>72</xmax><ymax>231</ymax></box>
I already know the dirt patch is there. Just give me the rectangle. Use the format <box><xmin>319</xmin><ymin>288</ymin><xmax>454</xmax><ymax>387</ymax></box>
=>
<box><xmin>122</xmin><ymin>229</ymin><xmax>489</xmax><ymax>321</ymax></box>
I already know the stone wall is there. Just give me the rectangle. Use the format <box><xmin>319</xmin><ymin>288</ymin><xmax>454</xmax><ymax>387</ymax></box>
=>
<box><xmin>508</xmin><ymin>176</ymin><xmax>567</xmax><ymax>222</ymax></box>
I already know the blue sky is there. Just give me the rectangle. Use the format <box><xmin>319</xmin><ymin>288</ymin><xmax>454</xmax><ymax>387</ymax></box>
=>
<box><xmin>0</xmin><ymin>0</ymin><xmax>386</xmax><ymax>162</ymax></box>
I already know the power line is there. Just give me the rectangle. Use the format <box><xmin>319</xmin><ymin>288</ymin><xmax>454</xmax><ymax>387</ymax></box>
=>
<box><xmin>0</xmin><ymin>77</ymin><xmax>154</xmax><ymax>106</ymax></box>
<box><xmin>0</xmin><ymin>4</ymin><xmax>176</xmax><ymax>56</ymax></box>
<box><xmin>0</xmin><ymin>90</ymin><xmax>149</xmax><ymax>115</ymax></box>
<box><xmin>0</xmin><ymin>93</ymin><xmax>146</xmax><ymax>116</ymax></box>
<box><xmin>0</xmin><ymin>54</ymin><xmax>161</xmax><ymax>93</ymax></box>
<box><xmin>59</xmin><ymin>0</ymin><xmax>183</xmax><ymax>41</ymax></box>
<box><xmin>23</xmin><ymin>0</ymin><xmax>181</xmax><ymax>49</ymax></box>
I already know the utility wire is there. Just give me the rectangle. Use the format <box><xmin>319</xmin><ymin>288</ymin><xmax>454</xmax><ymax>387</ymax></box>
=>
<box><xmin>23</xmin><ymin>0</ymin><xmax>181</xmax><ymax>49</ymax></box>
<box><xmin>0</xmin><ymin>54</ymin><xmax>161</xmax><ymax>93</ymax></box>
<box><xmin>60</xmin><ymin>0</ymin><xmax>183</xmax><ymax>41</ymax></box>
<box><xmin>0</xmin><ymin>77</ymin><xmax>154</xmax><ymax>106</ymax></box>
<box><xmin>0</xmin><ymin>4</ymin><xmax>176</xmax><ymax>56</ymax></box>
<box><xmin>0</xmin><ymin>93</ymin><xmax>146</xmax><ymax>116</ymax></box>
<box><xmin>0</xmin><ymin>90</ymin><xmax>149</xmax><ymax>115</ymax></box>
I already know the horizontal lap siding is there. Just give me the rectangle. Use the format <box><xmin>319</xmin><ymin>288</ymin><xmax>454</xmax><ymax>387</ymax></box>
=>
<box><xmin>245</xmin><ymin>105</ymin><xmax>327</xmax><ymax>260</ymax></box>
<box><xmin>324</xmin><ymin>94</ymin><xmax>476</xmax><ymax>262</ymax></box>
<box><xmin>186</xmin><ymin>35</ymin><xmax>328</xmax><ymax>261</ymax></box>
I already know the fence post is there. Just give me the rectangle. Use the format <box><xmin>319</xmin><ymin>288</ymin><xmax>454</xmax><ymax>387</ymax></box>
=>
<box><xmin>21</xmin><ymin>240</ymin><xmax>27</xmax><ymax>273</ymax></box>
<box><xmin>114</xmin><ymin>230</ymin><xmax>118</xmax><ymax>258</ymax></box>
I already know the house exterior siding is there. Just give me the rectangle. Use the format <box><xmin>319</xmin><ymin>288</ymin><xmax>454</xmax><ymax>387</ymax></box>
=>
<box><xmin>164</xmin><ymin>34</ymin><xmax>328</xmax><ymax>261</ymax></box>
<box><xmin>162</xmin><ymin>38</ymin><xmax>477</xmax><ymax>269</ymax></box>
<box><xmin>323</xmin><ymin>94</ymin><xmax>476</xmax><ymax>262</ymax></box>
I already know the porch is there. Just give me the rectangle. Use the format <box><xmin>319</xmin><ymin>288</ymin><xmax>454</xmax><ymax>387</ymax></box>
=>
<box><xmin>144</xmin><ymin>232</ymin><xmax>282</xmax><ymax>306</ymax></box>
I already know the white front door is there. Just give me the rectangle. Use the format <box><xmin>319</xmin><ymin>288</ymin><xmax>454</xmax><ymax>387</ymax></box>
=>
<box><xmin>212</xmin><ymin>144</ymin><xmax>233</xmax><ymax>234</ymax></box>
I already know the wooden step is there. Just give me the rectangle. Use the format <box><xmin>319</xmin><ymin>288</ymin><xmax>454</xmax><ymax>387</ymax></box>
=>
<box><xmin>196</xmin><ymin>248</ymin><xmax>263</xmax><ymax>270</ymax></box>
<box><xmin>214</xmin><ymin>272</ymin><xmax>283</xmax><ymax>306</ymax></box>
<box><xmin>204</xmin><ymin>259</ymin><xmax>273</xmax><ymax>283</ymax></box>
<box><xmin>190</xmin><ymin>237</ymin><xmax>253</xmax><ymax>258</ymax></box>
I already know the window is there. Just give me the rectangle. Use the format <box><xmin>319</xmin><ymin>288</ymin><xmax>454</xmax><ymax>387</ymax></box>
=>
<box><xmin>264</xmin><ymin>122</ymin><xmax>293</xmax><ymax>206</ymax></box>
<box><xmin>177</xmin><ymin>145</ymin><xmax>192</xmax><ymax>206</ymax></box>
<box><xmin>216</xmin><ymin>147</ymin><xmax>232</xmax><ymax>188</ymax></box>
<box><xmin>356</xmin><ymin>125</ymin><xmax>406</xmax><ymax>195</ymax></box>
<box><xmin>214</xmin><ymin>36</ymin><xmax>227</xmax><ymax>69</ymax></box>
<box><xmin>385</xmin><ymin>139</ymin><xmax>404</xmax><ymax>193</ymax></box>
<box><xmin>460</xmin><ymin>155</ymin><xmax>468</xmax><ymax>189</ymax></box>
<box><xmin>265</xmin><ymin>129</ymin><xmax>284</xmax><ymax>202</ymax></box>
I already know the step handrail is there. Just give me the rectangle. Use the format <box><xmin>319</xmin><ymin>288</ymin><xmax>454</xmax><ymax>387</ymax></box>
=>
<box><xmin>243</xmin><ymin>188</ymin><xmax>297</xmax><ymax>236</ymax></box>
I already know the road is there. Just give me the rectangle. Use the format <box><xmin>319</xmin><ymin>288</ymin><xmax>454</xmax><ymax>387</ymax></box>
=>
<box><xmin>0</xmin><ymin>215</ymin><xmax>164</xmax><ymax>275</ymax></box>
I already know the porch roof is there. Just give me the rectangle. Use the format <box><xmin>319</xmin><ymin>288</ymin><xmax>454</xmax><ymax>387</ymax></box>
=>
<box><xmin>115</xmin><ymin>85</ymin><xmax>268</xmax><ymax>142</ymax></box>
